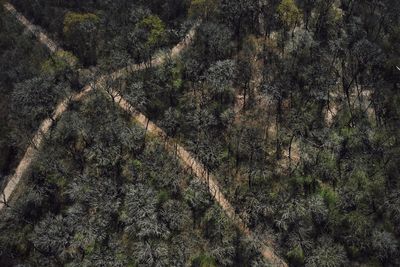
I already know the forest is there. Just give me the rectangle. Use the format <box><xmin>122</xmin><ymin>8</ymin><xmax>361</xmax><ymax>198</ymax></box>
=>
<box><xmin>0</xmin><ymin>0</ymin><xmax>399</xmax><ymax>266</ymax></box>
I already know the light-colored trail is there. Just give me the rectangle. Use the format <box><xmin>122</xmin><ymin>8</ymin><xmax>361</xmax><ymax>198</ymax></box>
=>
<box><xmin>107</xmin><ymin>21</ymin><xmax>200</xmax><ymax>81</ymax></box>
<box><xmin>0</xmin><ymin>2</ymin><xmax>80</xmax><ymax>210</ymax></box>
<box><xmin>0</xmin><ymin>4</ymin><xmax>197</xmax><ymax>209</ymax></box>
<box><xmin>1</xmin><ymin>3</ymin><xmax>286</xmax><ymax>265</ymax></box>
<box><xmin>4</xmin><ymin>2</ymin><xmax>61</xmax><ymax>53</ymax></box>
<box><xmin>109</xmin><ymin>90</ymin><xmax>287</xmax><ymax>267</ymax></box>
<box><xmin>0</xmin><ymin>3</ymin><xmax>199</xmax><ymax>212</ymax></box>
<box><xmin>0</xmin><ymin>84</ymin><xmax>94</xmax><ymax>210</ymax></box>
<box><xmin>102</xmin><ymin>24</ymin><xmax>287</xmax><ymax>264</ymax></box>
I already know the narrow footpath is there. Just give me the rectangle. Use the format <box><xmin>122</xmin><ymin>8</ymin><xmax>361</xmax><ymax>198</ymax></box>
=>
<box><xmin>4</xmin><ymin>2</ymin><xmax>61</xmax><ymax>53</ymax></box>
<box><xmin>1</xmin><ymin>3</ymin><xmax>287</xmax><ymax>266</ymax></box>
<box><xmin>109</xmin><ymin>90</ymin><xmax>288</xmax><ymax>267</ymax></box>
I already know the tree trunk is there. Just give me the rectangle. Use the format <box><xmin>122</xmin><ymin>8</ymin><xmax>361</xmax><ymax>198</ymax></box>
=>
<box><xmin>275</xmin><ymin>98</ymin><xmax>283</xmax><ymax>160</ymax></box>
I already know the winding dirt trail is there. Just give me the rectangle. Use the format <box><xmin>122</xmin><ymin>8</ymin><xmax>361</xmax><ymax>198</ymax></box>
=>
<box><xmin>103</xmin><ymin>25</ymin><xmax>287</xmax><ymax>265</ymax></box>
<box><xmin>109</xmin><ymin>90</ymin><xmax>287</xmax><ymax>267</ymax></box>
<box><xmin>0</xmin><ymin>3</ymin><xmax>198</xmax><ymax>212</ymax></box>
<box><xmin>0</xmin><ymin>84</ymin><xmax>95</xmax><ymax>210</ymax></box>
<box><xmin>0</xmin><ymin>3</ymin><xmax>79</xmax><ymax>210</ymax></box>
<box><xmin>1</xmin><ymin>3</ymin><xmax>287</xmax><ymax>265</ymax></box>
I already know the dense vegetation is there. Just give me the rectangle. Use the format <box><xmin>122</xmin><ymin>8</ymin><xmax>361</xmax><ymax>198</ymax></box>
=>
<box><xmin>108</xmin><ymin>0</ymin><xmax>400</xmax><ymax>265</ymax></box>
<box><xmin>0</xmin><ymin>92</ymin><xmax>265</xmax><ymax>266</ymax></box>
<box><xmin>0</xmin><ymin>6</ymin><xmax>74</xmax><ymax>188</ymax></box>
<box><xmin>1</xmin><ymin>0</ymin><xmax>400</xmax><ymax>266</ymax></box>
<box><xmin>11</xmin><ymin>0</ymin><xmax>192</xmax><ymax>69</ymax></box>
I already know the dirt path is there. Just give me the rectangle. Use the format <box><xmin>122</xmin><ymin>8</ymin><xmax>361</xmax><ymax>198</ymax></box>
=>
<box><xmin>4</xmin><ymin>2</ymin><xmax>61</xmax><ymax>53</ymax></box>
<box><xmin>0</xmin><ymin>7</ymin><xmax>199</xmax><ymax>212</ymax></box>
<box><xmin>107</xmin><ymin>21</ymin><xmax>200</xmax><ymax>81</ymax></box>
<box><xmin>1</xmin><ymin>5</ymin><xmax>287</xmax><ymax>265</ymax></box>
<box><xmin>109</xmin><ymin>90</ymin><xmax>287</xmax><ymax>267</ymax></box>
<box><xmin>0</xmin><ymin>3</ymin><xmax>98</xmax><ymax>210</ymax></box>
<box><xmin>94</xmin><ymin>22</ymin><xmax>287</xmax><ymax>265</ymax></box>
<box><xmin>0</xmin><ymin>84</ymin><xmax>95</xmax><ymax>210</ymax></box>
<box><xmin>102</xmin><ymin>24</ymin><xmax>286</xmax><ymax>265</ymax></box>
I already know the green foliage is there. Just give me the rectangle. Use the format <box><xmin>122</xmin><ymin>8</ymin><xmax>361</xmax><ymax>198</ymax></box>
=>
<box><xmin>317</xmin><ymin>150</ymin><xmax>338</xmax><ymax>183</ymax></box>
<box><xmin>171</xmin><ymin>64</ymin><xmax>183</xmax><ymax>90</ymax></box>
<box><xmin>287</xmin><ymin>245</ymin><xmax>305</xmax><ymax>266</ymax></box>
<box><xmin>84</xmin><ymin>241</ymin><xmax>96</xmax><ymax>255</ymax></box>
<box><xmin>204</xmin><ymin>60</ymin><xmax>236</xmax><ymax>106</ymax></box>
<box><xmin>319</xmin><ymin>186</ymin><xmax>338</xmax><ymax>210</ymax></box>
<box><xmin>122</xmin><ymin>158</ymin><xmax>142</xmax><ymax>181</ymax></box>
<box><xmin>63</xmin><ymin>12</ymin><xmax>100</xmax><ymax>65</ymax></box>
<box><xmin>277</xmin><ymin>0</ymin><xmax>302</xmax><ymax>30</ymax></box>
<box><xmin>347</xmin><ymin>211</ymin><xmax>370</xmax><ymax>234</ymax></box>
<box><xmin>2</xmin><ymin>0</ymin><xmax>400</xmax><ymax>266</ymax></box>
<box><xmin>132</xmin><ymin>159</ymin><xmax>142</xmax><ymax>171</ymax></box>
<box><xmin>191</xmin><ymin>253</ymin><xmax>217</xmax><ymax>267</ymax></box>
<box><xmin>188</xmin><ymin>0</ymin><xmax>217</xmax><ymax>18</ymax></box>
<box><xmin>41</xmin><ymin>50</ymin><xmax>78</xmax><ymax>75</ymax></box>
<box><xmin>306</xmin><ymin>237</ymin><xmax>348</xmax><ymax>267</ymax></box>
<box><xmin>138</xmin><ymin>15</ymin><xmax>166</xmax><ymax>48</ymax></box>
<box><xmin>47</xmin><ymin>174</ymin><xmax>67</xmax><ymax>189</ymax></box>
<box><xmin>63</xmin><ymin>12</ymin><xmax>100</xmax><ymax>36</ymax></box>
<box><xmin>292</xmin><ymin>175</ymin><xmax>314</xmax><ymax>193</ymax></box>
<box><xmin>157</xmin><ymin>189</ymin><xmax>170</xmax><ymax>205</ymax></box>
<box><xmin>371</xmin><ymin>229</ymin><xmax>398</xmax><ymax>262</ymax></box>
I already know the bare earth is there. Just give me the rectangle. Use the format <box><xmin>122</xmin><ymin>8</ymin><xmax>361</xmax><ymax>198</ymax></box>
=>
<box><xmin>0</xmin><ymin>6</ymin><xmax>199</xmax><ymax>212</ymax></box>
<box><xmin>110</xmin><ymin>90</ymin><xmax>287</xmax><ymax>267</ymax></box>
<box><xmin>1</xmin><ymin>3</ymin><xmax>287</xmax><ymax>266</ymax></box>
<box><xmin>4</xmin><ymin>3</ymin><xmax>60</xmax><ymax>53</ymax></box>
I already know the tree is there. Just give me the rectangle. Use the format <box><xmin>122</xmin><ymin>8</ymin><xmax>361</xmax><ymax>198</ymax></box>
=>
<box><xmin>371</xmin><ymin>229</ymin><xmax>399</xmax><ymax>263</ymax></box>
<box><xmin>123</xmin><ymin>81</ymin><xmax>147</xmax><ymax>112</ymax></box>
<box><xmin>193</xmin><ymin>22</ymin><xmax>233</xmax><ymax>63</ymax></box>
<box><xmin>10</xmin><ymin>76</ymin><xmax>68</xmax><ymax>147</ymax></box>
<box><xmin>277</xmin><ymin>0</ymin><xmax>303</xmax><ymax>53</ymax></box>
<box><xmin>277</xmin><ymin>0</ymin><xmax>303</xmax><ymax>33</ymax></box>
<box><xmin>188</xmin><ymin>0</ymin><xmax>218</xmax><ymax>19</ymax></box>
<box><xmin>160</xmin><ymin>199</ymin><xmax>191</xmax><ymax>232</ymax></box>
<box><xmin>219</xmin><ymin>0</ymin><xmax>258</xmax><ymax>48</ymax></box>
<box><xmin>124</xmin><ymin>184</ymin><xmax>170</xmax><ymax>240</ymax></box>
<box><xmin>63</xmin><ymin>12</ymin><xmax>100</xmax><ymax>66</ymax></box>
<box><xmin>157</xmin><ymin>59</ymin><xmax>183</xmax><ymax>107</ymax></box>
<box><xmin>136</xmin><ymin>15</ymin><xmax>166</xmax><ymax>61</ymax></box>
<box><xmin>184</xmin><ymin>179</ymin><xmax>213</xmax><ymax>225</ymax></box>
<box><xmin>134</xmin><ymin>240</ymin><xmax>169</xmax><ymax>266</ymax></box>
<box><xmin>41</xmin><ymin>50</ymin><xmax>79</xmax><ymax>86</ymax></box>
<box><xmin>161</xmin><ymin>107</ymin><xmax>181</xmax><ymax>137</ymax></box>
<box><xmin>236</xmin><ymin>35</ymin><xmax>258</xmax><ymax>110</ymax></box>
<box><xmin>305</xmin><ymin>237</ymin><xmax>348</xmax><ymax>267</ymax></box>
<box><xmin>30</xmin><ymin>214</ymin><xmax>71</xmax><ymax>262</ymax></box>
<box><xmin>203</xmin><ymin>60</ymin><xmax>236</xmax><ymax>106</ymax></box>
